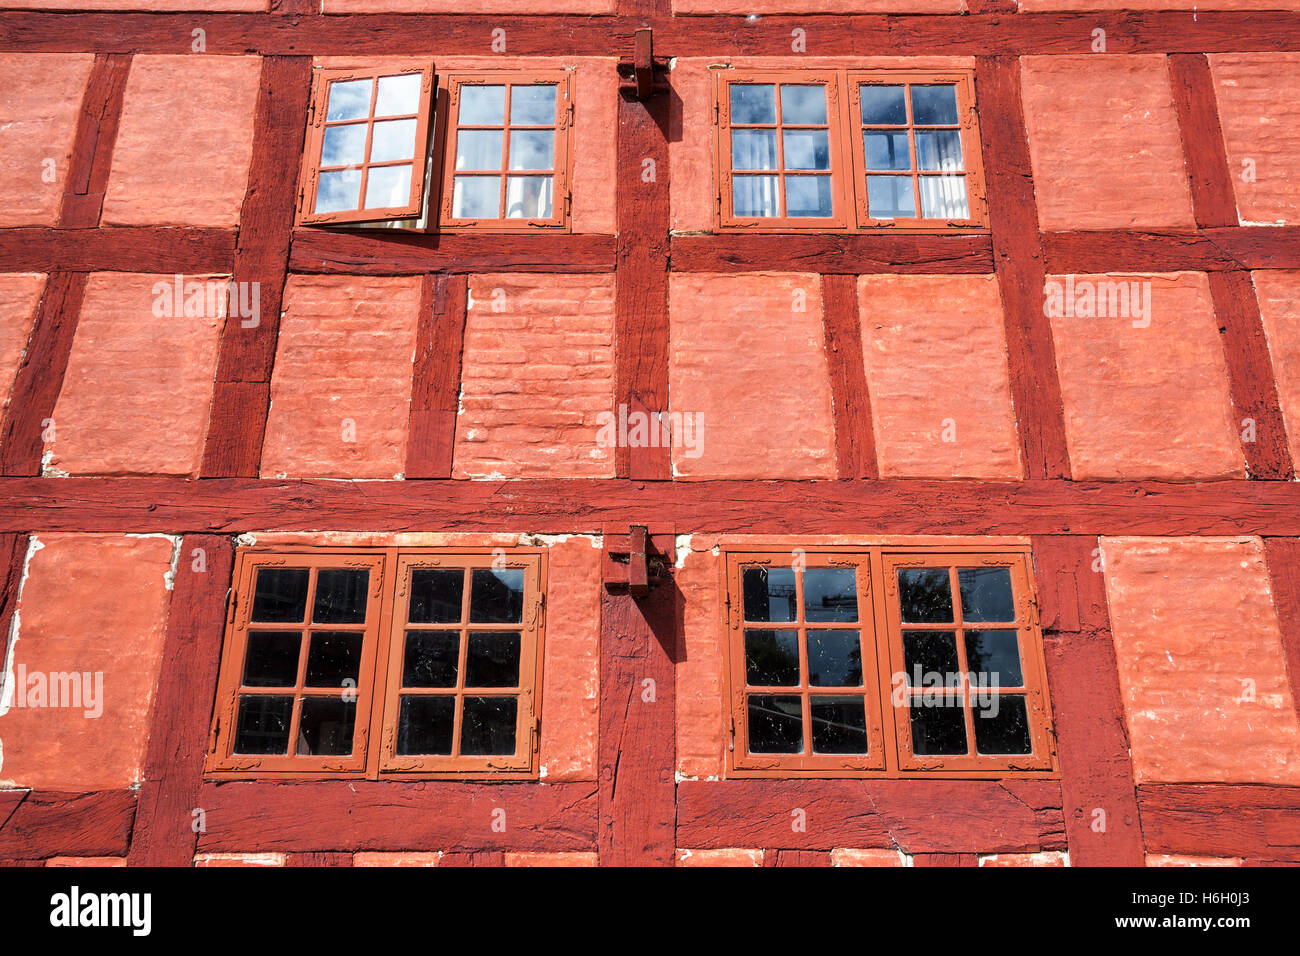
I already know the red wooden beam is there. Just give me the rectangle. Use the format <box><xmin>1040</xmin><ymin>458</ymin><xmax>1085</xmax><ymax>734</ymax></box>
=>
<box><xmin>632</xmin><ymin>28</ymin><xmax>654</xmax><ymax>100</ymax></box>
<box><xmin>820</xmin><ymin>274</ymin><xmax>878</xmax><ymax>479</ymax></box>
<box><xmin>671</xmin><ymin>233</ymin><xmax>993</xmax><ymax>275</ymax></box>
<box><xmin>1168</xmin><ymin>53</ymin><xmax>1238</xmax><ymax>230</ymax></box>
<box><xmin>406</xmin><ymin>273</ymin><xmax>468</xmax><ymax>479</ymax></box>
<box><xmin>289</xmin><ymin>229</ymin><xmax>616</xmax><ymax>275</ymax></box>
<box><xmin>59</xmin><ymin>53</ymin><xmax>131</xmax><ymax>229</ymax></box>
<box><xmin>0</xmin><ymin>790</ymin><xmax>136</xmax><ymax>860</ymax></box>
<box><xmin>0</xmin><ymin>226</ymin><xmax>235</xmax><ymax>274</ymax></box>
<box><xmin>1043</xmin><ymin>227</ymin><xmax>1300</xmax><ymax>274</ymax></box>
<box><xmin>1138</xmin><ymin>784</ymin><xmax>1300</xmax><ymax>863</ymax></box>
<box><xmin>1263</xmin><ymin>536</ymin><xmax>1300</xmax><ymax>725</ymax></box>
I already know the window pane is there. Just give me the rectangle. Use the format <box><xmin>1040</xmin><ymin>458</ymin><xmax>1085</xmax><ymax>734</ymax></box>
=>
<box><xmin>461</xmin><ymin>696</ymin><xmax>518</xmax><ymax>755</ymax></box>
<box><xmin>465</xmin><ymin>631</ymin><xmax>522</xmax><ymax>687</ymax></box>
<box><xmin>402</xmin><ymin>631</ymin><xmax>460</xmax><ymax>688</ymax></box>
<box><xmin>321</xmin><ymin>122</ymin><xmax>366</xmax><ymax>167</ymax></box>
<box><xmin>242</xmin><ymin>631</ymin><xmax>301</xmax><ymax>687</ymax></box>
<box><xmin>375</xmin><ymin>73</ymin><xmax>422</xmax><ymax>117</ymax></box>
<box><xmin>408</xmin><ymin>568</ymin><xmax>464</xmax><ymax>624</ymax></box>
<box><xmin>370</xmin><ymin>118</ymin><xmax>417</xmax><ymax>163</ymax></box>
<box><xmin>730</xmin><ymin>84</ymin><xmax>776</xmax><ymax>125</ymax></box>
<box><xmin>780</xmin><ymin>84</ymin><xmax>827</xmax><ymax>124</ymax></box>
<box><xmin>470</xmin><ymin>569</ymin><xmax>525</xmax><ymax>623</ymax></box>
<box><xmin>744</xmin><ymin>629</ymin><xmax>800</xmax><ymax>686</ymax></box>
<box><xmin>803</xmin><ymin>568</ymin><xmax>858</xmax><ymax>622</ymax></box>
<box><xmin>897</xmin><ymin>567</ymin><xmax>953</xmax><ymax>622</ymax></box>
<box><xmin>747</xmin><ymin>695</ymin><xmax>803</xmax><ymax>753</ymax></box>
<box><xmin>808</xmin><ymin>630</ymin><xmax>863</xmax><ymax>686</ymax></box>
<box><xmin>782</xmin><ymin>129</ymin><xmax>830</xmax><ymax>170</ymax></box>
<box><xmin>974</xmin><ymin>695</ymin><xmax>1032</xmax><ymax>754</ymax></box>
<box><xmin>785</xmin><ymin>176</ymin><xmax>832</xmax><ymax>217</ymax></box>
<box><xmin>251</xmin><ymin>568</ymin><xmax>309</xmax><ymax>623</ymax></box>
<box><xmin>505</xmin><ymin>175</ymin><xmax>553</xmax><ymax>218</ymax></box>
<box><xmin>234</xmin><ymin>695</ymin><xmax>293</xmax><ymax>754</ymax></box>
<box><xmin>902</xmin><ymin>631</ymin><xmax>959</xmax><ymax>684</ymax></box>
<box><xmin>965</xmin><ymin>630</ymin><xmax>1024</xmax><ymax>687</ymax></box>
<box><xmin>304</xmin><ymin>631</ymin><xmax>363</xmax><ymax>687</ymax></box>
<box><xmin>397</xmin><ymin>695</ymin><xmax>455</xmax><ymax>755</ymax></box>
<box><xmin>742</xmin><ymin>567</ymin><xmax>796</xmax><ymax>622</ymax></box>
<box><xmin>456</xmin><ymin>130</ymin><xmax>503</xmax><ymax>171</ymax></box>
<box><xmin>866</xmin><ymin>175</ymin><xmax>915</xmax><ymax>219</ymax></box>
<box><xmin>453</xmin><ymin>176</ymin><xmax>501</xmax><ymax>218</ymax></box>
<box><xmin>957</xmin><ymin>567</ymin><xmax>1015</xmax><ymax>622</ymax></box>
<box><xmin>296</xmin><ymin>696</ymin><xmax>355</xmax><ymax>755</ymax></box>
<box><xmin>911</xmin><ymin>84</ymin><xmax>959</xmax><ymax>125</ymax></box>
<box><xmin>731</xmin><ymin>129</ymin><xmax>778</xmax><ymax>171</ymax></box>
<box><xmin>508</xmin><ymin>130</ymin><xmax>555</xmax><ymax>170</ymax></box>
<box><xmin>732</xmin><ymin>175</ymin><xmax>779</xmax><ymax>217</ymax></box>
<box><xmin>363</xmin><ymin>164</ymin><xmax>412</xmax><ymax>209</ymax></box>
<box><xmin>811</xmin><ymin>697</ymin><xmax>869</xmax><ymax>754</ymax></box>
<box><xmin>918</xmin><ymin>175</ymin><xmax>969</xmax><ymax>219</ymax></box>
<box><xmin>860</xmin><ymin>85</ymin><xmax>906</xmax><ymax>125</ymax></box>
<box><xmin>326</xmin><ymin>78</ymin><xmax>372</xmax><ymax>122</ymax></box>
<box><xmin>915</xmin><ymin>129</ymin><xmax>963</xmax><ymax>171</ymax></box>
<box><xmin>510</xmin><ymin>85</ymin><xmax>557</xmax><ymax>125</ymax></box>
<box><xmin>312</xmin><ymin>568</ymin><xmax>368</xmax><ymax>624</ymax></box>
<box><xmin>864</xmin><ymin>130</ymin><xmax>911</xmax><ymax>170</ymax></box>
<box><xmin>460</xmin><ymin>85</ymin><xmax>506</xmax><ymax>125</ymax></box>
<box><xmin>909</xmin><ymin>700</ymin><xmax>967</xmax><ymax>754</ymax></box>
<box><xmin>315</xmin><ymin>168</ymin><xmax>362</xmax><ymax>214</ymax></box>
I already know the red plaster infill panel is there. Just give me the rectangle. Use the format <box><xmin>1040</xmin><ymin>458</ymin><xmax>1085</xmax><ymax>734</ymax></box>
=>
<box><xmin>504</xmin><ymin>851</ymin><xmax>598</xmax><ymax>866</ymax></box>
<box><xmin>453</xmin><ymin>274</ymin><xmax>615</xmax><ymax>479</ymax></box>
<box><xmin>0</xmin><ymin>534</ymin><xmax>175</xmax><ymax>791</ymax></box>
<box><xmin>1022</xmin><ymin>0</ymin><xmax>1300</xmax><ymax>7</ymax></box>
<box><xmin>1211</xmin><ymin>54</ymin><xmax>1300</xmax><ymax>227</ymax></box>
<box><xmin>0</xmin><ymin>55</ymin><xmax>95</xmax><ymax>228</ymax></box>
<box><xmin>669</xmin><ymin>273</ymin><xmax>835</xmax><ymax>479</ymax></box>
<box><xmin>676</xmin><ymin>544</ymin><xmax>726</xmax><ymax>781</ymax></box>
<box><xmin>326</xmin><ymin>0</ymin><xmax>614</xmax><ymax>13</ymax></box>
<box><xmin>1252</xmin><ymin>273</ymin><xmax>1300</xmax><ymax>469</ymax></box>
<box><xmin>857</xmin><ymin>274</ymin><xmax>1021</xmax><ymax>480</ymax></box>
<box><xmin>539</xmin><ymin>537</ymin><xmax>600</xmax><ymax>782</ymax></box>
<box><xmin>46</xmin><ymin>272</ymin><xmax>224</xmax><ymax>477</ymax></box>
<box><xmin>1101</xmin><ymin>536</ymin><xmax>1300</xmax><ymax>786</ymax></box>
<box><xmin>1047</xmin><ymin>272</ymin><xmax>1244</xmax><ymax>481</ymax></box>
<box><xmin>102</xmin><ymin>55</ymin><xmax>260</xmax><ymax>228</ymax></box>
<box><xmin>20</xmin><ymin>0</ymin><xmax>265</xmax><ymax>8</ymax></box>
<box><xmin>0</xmin><ymin>275</ymin><xmax>45</xmax><ymax>418</ymax></box>
<box><xmin>674</xmin><ymin>0</ymin><xmax>956</xmax><ymax>8</ymax></box>
<box><xmin>1020</xmin><ymin>56</ymin><xmax>1195</xmax><ymax>232</ymax></box>
<box><xmin>261</xmin><ymin>275</ymin><xmax>422</xmax><ymax>479</ymax></box>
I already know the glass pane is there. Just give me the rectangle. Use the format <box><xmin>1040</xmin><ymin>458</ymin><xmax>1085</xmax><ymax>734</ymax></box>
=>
<box><xmin>866</xmin><ymin>175</ymin><xmax>915</xmax><ymax>219</ymax></box>
<box><xmin>732</xmin><ymin>175</ymin><xmax>779</xmax><ymax>217</ymax></box>
<box><xmin>909</xmin><ymin>700</ymin><xmax>967</xmax><ymax>755</ymax></box>
<box><xmin>505</xmin><ymin>175</ymin><xmax>553</xmax><ymax>218</ymax></box>
<box><xmin>902</xmin><ymin>631</ymin><xmax>959</xmax><ymax>685</ymax></box>
<box><xmin>744</xmin><ymin>629</ymin><xmax>800</xmax><ymax>686</ymax></box>
<box><xmin>375</xmin><ymin>73</ymin><xmax>422</xmax><ymax>117</ymax></box>
<box><xmin>402</xmin><ymin>631</ymin><xmax>460</xmax><ymax>688</ymax></box>
<box><xmin>370</xmin><ymin>118</ymin><xmax>417</xmax><ymax>163</ymax></box>
<box><xmin>742</xmin><ymin>567</ymin><xmax>796</xmax><ymax>622</ymax></box>
<box><xmin>304</xmin><ymin>631</ymin><xmax>362</xmax><ymax>687</ymax></box>
<box><xmin>326</xmin><ymin>78</ymin><xmax>372</xmax><ymax>122</ymax></box>
<box><xmin>780</xmin><ymin>84</ymin><xmax>827</xmax><ymax>124</ymax></box>
<box><xmin>396</xmin><ymin>695</ymin><xmax>454</xmax><ymax>755</ymax></box>
<box><xmin>811</xmin><ymin>697</ymin><xmax>868</xmax><ymax>754</ymax></box>
<box><xmin>456</xmin><ymin>130</ymin><xmax>503</xmax><ymax>171</ymax></box>
<box><xmin>295</xmin><ymin>696</ymin><xmax>355</xmax><ymax>755</ymax></box>
<box><xmin>860</xmin><ymin>84</ymin><xmax>906</xmax><ymax>125</ymax></box>
<box><xmin>453</xmin><ymin>176</ymin><xmax>501</xmax><ymax>218</ymax></box>
<box><xmin>312</xmin><ymin>568</ymin><xmax>368</xmax><ymax>624</ymax></box>
<box><xmin>803</xmin><ymin>568</ymin><xmax>858</xmax><ymax>622</ymax></box>
<box><xmin>320</xmin><ymin>123</ymin><xmax>366</xmax><ymax>167</ymax></box>
<box><xmin>408</xmin><ymin>568</ymin><xmax>464</xmax><ymax>624</ymax></box>
<box><xmin>315</xmin><ymin>168</ymin><xmax>361</xmax><ymax>214</ymax></box>
<box><xmin>363</xmin><ymin>164</ymin><xmax>412</xmax><ymax>210</ymax></box>
<box><xmin>465</xmin><ymin>631</ymin><xmax>522</xmax><ymax>687</ymax></box>
<box><xmin>242</xmin><ymin>631</ymin><xmax>301</xmax><ymax>687</ymax></box>
<box><xmin>510</xmin><ymin>85</ymin><xmax>557</xmax><ymax>125</ymax></box>
<box><xmin>974</xmin><ymin>695</ymin><xmax>1032</xmax><ymax>754</ymax></box>
<box><xmin>919</xmin><ymin>176</ymin><xmax>969</xmax><ymax>219</ymax></box>
<box><xmin>508</xmin><ymin>130</ymin><xmax>555</xmax><ymax>170</ymax></box>
<box><xmin>897</xmin><ymin>567</ymin><xmax>953</xmax><ymax>623</ymax></box>
<box><xmin>782</xmin><ymin>129</ymin><xmax>830</xmax><ymax>170</ymax></box>
<box><xmin>233</xmin><ymin>695</ymin><xmax>292</xmax><ymax>754</ymax></box>
<box><xmin>864</xmin><ymin>130</ymin><xmax>911</xmax><ymax>170</ymax></box>
<box><xmin>785</xmin><ymin>176</ymin><xmax>832</xmax><ymax>217</ymax></box>
<box><xmin>915</xmin><ymin>129</ymin><xmax>963</xmax><ymax>172</ymax></box>
<box><xmin>461</xmin><ymin>696</ymin><xmax>518</xmax><ymax>755</ymax></box>
<box><xmin>251</xmin><ymin>568</ymin><xmax>309</xmax><ymax>623</ymax></box>
<box><xmin>957</xmin><ymin>567</ymin><xmax>1015</xmax><ymax>622</ymax></box>
<box><xmin>730</xmin><ymin>84</ymin><xmax>776</xmax><ymax>125</ymax></box>
<box><xmin>460</xmin><ymin>85</ymin><xmax>505</xmax><ymax>125</ymax></box>
<box><xmin>747</xmin><ymin>694</ymin><xmax>803</xmax><ymax>753</ymax></box>
<box><xmin>731</xmin><ymin>129</ymin><xmax>778</xmax><ymax>171</ymax></box>
<box><xmin>965</xmin><ymin>630</ymin><xmax>1024</xmax><ymax>687</ymax></box>
<box><xmin>470</xmin><ymin>569</ymin><xmax>525</xmax><ymax>623</ymax></box>
<box><xmin>911</xmin><ymin>84</ymin><xmax>959</xmax><ymax>125</ymax></box>
<box><xmin>808</xmin><ymin>630</ymin><xmax>862</xmax><ymax>686</ymax></box>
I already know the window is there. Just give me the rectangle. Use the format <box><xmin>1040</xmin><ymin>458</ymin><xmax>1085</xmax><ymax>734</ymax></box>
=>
<box><xmin>207</xmin><ymin>548</ymin><xmax>545</xmax><ymax>778</ymax></box>
<box><xmin>714</xmin><ymin>70</ymin><xmax>987</xmax><ymax>231</ymax></box>
<box><xmin>725</xmin><ymin>547</ymin><xmax>1054</xmax><ymax>777</ymax></box>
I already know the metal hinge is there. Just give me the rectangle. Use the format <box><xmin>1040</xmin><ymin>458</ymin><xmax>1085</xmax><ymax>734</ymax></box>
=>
<box><xmin>226</xmin><ymin>588</ymin><xmax>238</xmax><ymax>625</ymax></box>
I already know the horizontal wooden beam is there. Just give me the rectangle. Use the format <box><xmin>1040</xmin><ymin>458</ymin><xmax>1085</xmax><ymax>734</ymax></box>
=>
<box><xmin>1044</xmin><ymin>227</ymin><xmax>1300</xmax><ymax>274</ymax></box>
<box><xmin>671</xmin><ymin>233</ymin><xmax>993</xmax><ymax>274</ymax></box>
<box><xmin>289</xmin><ymin>229</ymin><xmax>616</xmax><ymax>275</ymax></box>
<box><xmin>1138</xmin><ymin>784</ymin><xmax>1300</xmax><ymax>863</ymax></box>
<box><xmin>0</xmin><ymin>227</ymin><xmax>234</xmax><ymax>274</ymax></box>
<box><xmin>0</xmin><ymin>789</ymin><xmax>136</xmax><ymax>860</ymax></box>
<box><xmin>3</xmin><ymin>477</ymin><xmax>1300</xmax><ymax>536</ymax></box>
